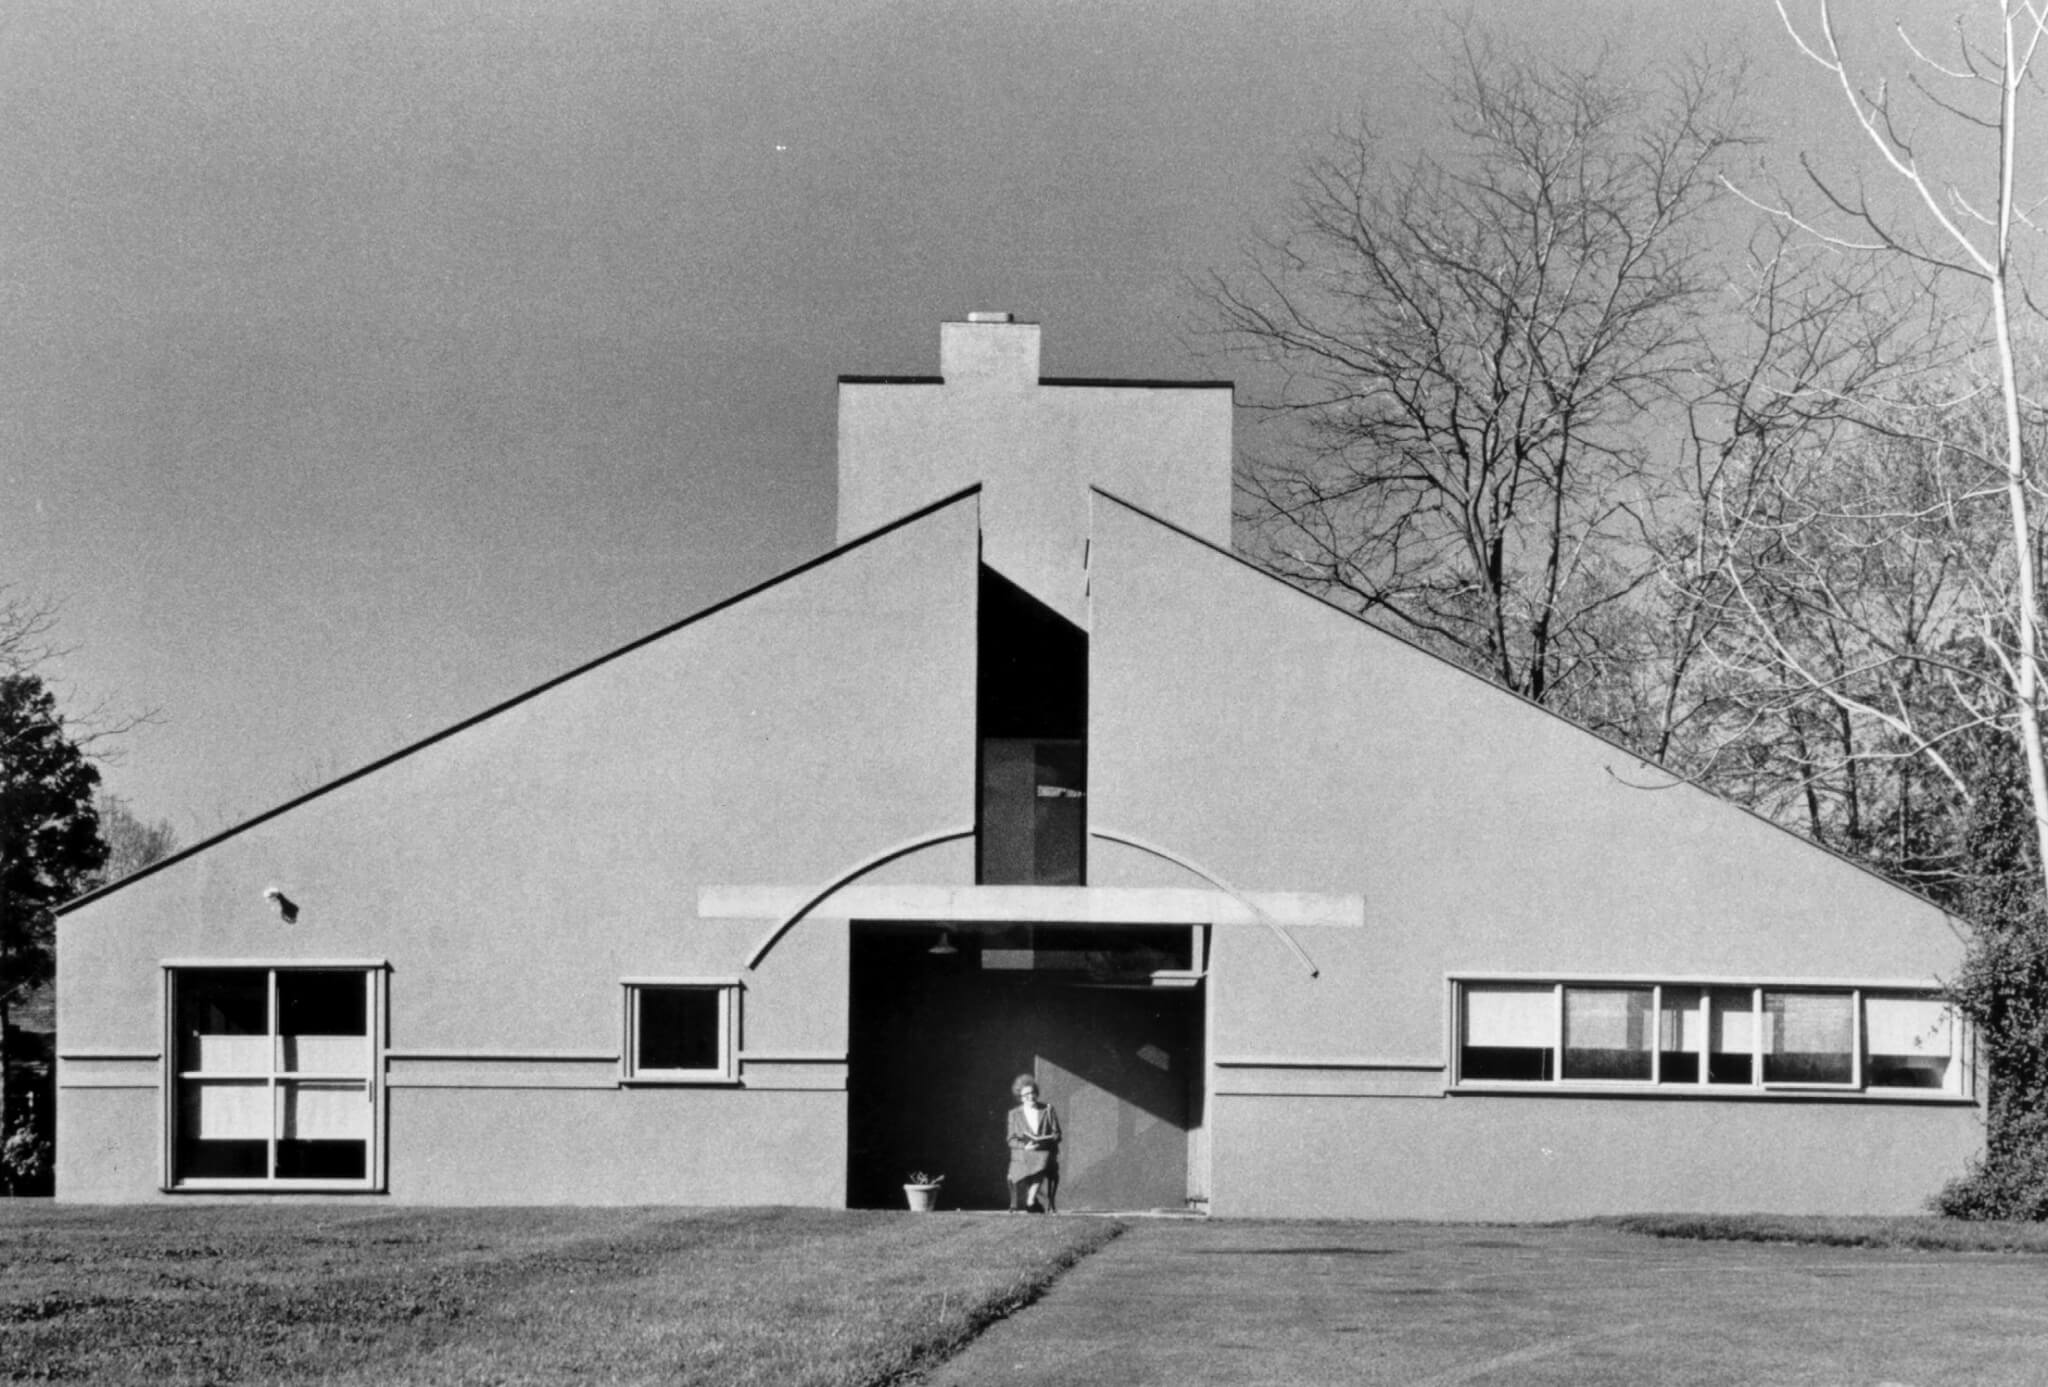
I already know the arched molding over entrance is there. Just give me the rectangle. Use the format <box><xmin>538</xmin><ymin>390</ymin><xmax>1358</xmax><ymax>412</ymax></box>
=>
<box><xmin>1088</xmin><ymin>825</ymin><xmax>1321</xmax><ymax>977</ymax></box>
<box><xmin>742</xmin><ymin>824</ymin><xmax>976</xmax><ymax>971</ymax></box>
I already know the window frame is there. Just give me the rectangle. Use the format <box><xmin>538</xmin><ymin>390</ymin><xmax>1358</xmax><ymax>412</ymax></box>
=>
<box><xmin>620</xmin><ymin>978</ymin><xmax>741</xmax><ymax>1085</ymax></box>
<box><xmin>161</xmin><ymin>960</ymin><xmax>387</xmax><ymax>1193</ymax></box>
<box><xmin>1449</xmin><ymin>975</ymin><xmax>1969</xmax><ymax>1101</ymax></box>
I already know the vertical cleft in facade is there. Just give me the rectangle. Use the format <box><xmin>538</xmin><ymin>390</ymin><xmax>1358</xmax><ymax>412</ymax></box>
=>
<box><xmin>977</xmin><ymin>564</ymin><xmax>1087</xmax><ymax>884</ymax></box>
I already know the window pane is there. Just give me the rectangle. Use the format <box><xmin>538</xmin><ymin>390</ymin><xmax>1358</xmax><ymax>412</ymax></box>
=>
<box><xmin>1563</xmin><ymin>987</ymin><xmax>1653</xmax><ymax>1081</ymax></box>
<box><xmin>638</xmin><ymin>988</ymin><xmax>722</xmax><ymax>1073</ymax></box>
<box><xmin>1865</xmin><ymin>996</ymin><xmax>1955</xmax><ymax>1090</ymax></box>
<box><xmin>1658</xmin><ymin>987</ymin><xmax>1704</xmax><ymax>1083</ymax></box>
<box><xmin>1763</xmin><ymin>990</ymin><xmax>1854</xmax><ymax>1084</ymax></box>
<box><xmin>278</xmin><ymin>971</ymin><xmax>368</xmax><ymax>1073</ymax></box>
<box><xmin>177</xmin><ymin>970</ymin><xmax>269</xmax><ymax>1073</ymax></box>
<box><xmin>1460</xmin><ymin>985</ymin><xmax>1554</xmax><ymax>1081</ymax></box>
<box><xmin>277</xmin><ymin>1081</ymin><xmax>369</xmax><ymax>1179</ymax></box>
<box><xmin>1708</xmin><ymin>991</ymin><xmax>1755</xmax><ymax>1084</ymax></box>
<box><xmin>1031</xmin><ymin>740</ymin><xmax>1086</xmax><ymax>886</ymax></box>
<box><xmin>187</xmin><ymin>1080</ymin><xmax>268</xmax><ymax>1138</ymax></box>
<box><xmin>176</xmin><ymin>1081</ymin><xmax>268</xmax><ymax>1179</ymax></box>
<box><xmin>981</xmin><ymin>738</ymin><xmax>1085</xmax><ymax>885</ymax></box>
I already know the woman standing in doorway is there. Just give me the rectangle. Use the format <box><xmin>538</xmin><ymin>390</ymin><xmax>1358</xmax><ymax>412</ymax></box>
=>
<box><xmin>1006</xmin><ymin>1073</ymin><xmax>1061</xmax><ymax>1213</ymax></box>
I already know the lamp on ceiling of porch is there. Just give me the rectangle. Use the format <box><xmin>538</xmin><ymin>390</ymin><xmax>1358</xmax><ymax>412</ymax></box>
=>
<box><xmin>928</xmin><ymin>929</ymin><xmax>959</xmax><ymax>957</ymax></box>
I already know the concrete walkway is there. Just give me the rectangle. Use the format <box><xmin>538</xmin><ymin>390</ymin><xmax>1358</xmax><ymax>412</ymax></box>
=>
<box><xmin>922</xmin><ymin>1218</ymin><xmax>2048</xmax><ymax>1386</ymax></box>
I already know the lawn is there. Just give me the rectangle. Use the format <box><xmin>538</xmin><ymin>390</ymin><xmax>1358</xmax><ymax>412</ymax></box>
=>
<box><xmin>1605</xmin><ymin>1211</ymin><xmax>2048</xmax><ymax>1253</ymax></box>
<box><xmin>920</xmin><ymin>1219</ymin><xmax>2048</xmax><ymax>1386</ymax></box>
<box><xmin>0</xmin><ymin>1204</ymin><xmax>1121</xmax><ymax>1386</ymax></box>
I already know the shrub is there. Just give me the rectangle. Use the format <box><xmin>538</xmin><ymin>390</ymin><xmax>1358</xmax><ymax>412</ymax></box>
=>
<box><xmin>1938</xmin><ymin>740</ymin><xmax>2048</xmax><ymax>1220</ymax></box>
<box><xmin>1</xmin><ymin>1115</ymin><xmax>52</xmax><ymax>1197</ymax></box>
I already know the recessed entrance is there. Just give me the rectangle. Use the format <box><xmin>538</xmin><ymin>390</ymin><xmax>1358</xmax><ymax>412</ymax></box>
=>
<box><xmin>847</xmin><ymin>923</ymin><xmax>1205</xmax><ymax>1212</ymax></box>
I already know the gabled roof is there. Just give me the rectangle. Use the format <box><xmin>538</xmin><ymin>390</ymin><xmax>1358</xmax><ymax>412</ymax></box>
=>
<box><xmin>1088</xmin><ymin>484</ymin><xmax>1966</xmax><ymax>931</ymax></box>
<box><xmin>60</xmin><ymin>485</ymin><xmax>985</xmax><ymax>914</ymax></box>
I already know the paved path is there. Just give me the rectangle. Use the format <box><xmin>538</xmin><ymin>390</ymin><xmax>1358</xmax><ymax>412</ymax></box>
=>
<box><xmin>923</xmin><ymin>1219</ymin><xmax>2048</xmax><ymax>1386</ymax></box>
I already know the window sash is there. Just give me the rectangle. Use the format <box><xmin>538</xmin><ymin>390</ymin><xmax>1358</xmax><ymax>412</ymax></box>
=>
<box><xmin>1865</xmin><ymin>994</ymin><xmax>1956</xmax><ymax>1090</ymax></box>
<box><xmin>1459</xmin><ymin>984</ymin><xmax>1556</xmax><ymax>1082</ymax></box>
<box><xmin>1561</xmin><ymin>986</ymin><xmax>1653</xmax><ymax>1082</ymax></box>
<box><xmin>166</xmin><ymin>966</ymin><xmax>380</xmax><ymax>1189</ymax></box>
<box><xmin>622</xmin><ymin>981</ymin><xmax>738</xmax><ymax>1083</ymax></box>
<box><xmin>1761</xmin><ymin>990</ymin><xmax>1858</xmax><ymax>1088</ymax></box>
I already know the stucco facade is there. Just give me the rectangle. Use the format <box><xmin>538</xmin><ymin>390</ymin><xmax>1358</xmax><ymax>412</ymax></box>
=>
<box><xmin>56</xmin><ymin>316</ymin><xmax>1980</xmax><ymax>1215</ymax></box>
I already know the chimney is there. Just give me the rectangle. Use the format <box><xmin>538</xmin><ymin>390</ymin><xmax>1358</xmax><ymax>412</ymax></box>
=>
<box><xmin>836</xmin><ymin>317</ymin><xmax>1234</xmax><ymax>624</ymax></box>
<box><xmin>940</xmin><ymin>311</ymin><xmax>1040</xmax><ymax>385</ymax></box>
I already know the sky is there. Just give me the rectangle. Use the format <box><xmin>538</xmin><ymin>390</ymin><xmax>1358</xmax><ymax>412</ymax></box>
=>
<box><xmin>0</xmin><ymin>0</ymin><xmax>1947</xmax><ymax>840</ymax></box>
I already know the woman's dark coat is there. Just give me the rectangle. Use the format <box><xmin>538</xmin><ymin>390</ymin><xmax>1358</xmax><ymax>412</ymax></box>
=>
<box><xmin>1006</xmin><ymin>1102</ymin><xmax>1061</xmax><ymax>1180</ymax></box>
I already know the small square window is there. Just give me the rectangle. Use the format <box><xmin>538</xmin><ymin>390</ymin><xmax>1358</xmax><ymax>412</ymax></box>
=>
<box><xmin>623</xmin><ymin>982</ymin><xmax>738</xmax><ymax>1083</ymax></box>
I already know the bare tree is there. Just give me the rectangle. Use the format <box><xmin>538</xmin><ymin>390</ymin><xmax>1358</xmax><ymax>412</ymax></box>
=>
<box><xmin>1687</xmin><ymin>388</ymin><xmax>2016</xmax><ymax>877</ymax></box>
<box><xmin>1748</xmin><ymin>0</ymin><xmax>2048</xmax><ymax>1215</ymax></box>
<box><xmin>1207</xmin><ymin>37</ymin><xmax>1747</xmax><ymax>731</ymax></box>
<box><xmin>1755</xmin><ymin>0</ymin><xmax>2048</xmax><ymax>888</ymax></box>
<box><xmin>1639</xmin><ymin>232</ymin><xmax>1933</xmax><ymax>774</ymax></box>
<box><xmin>84</xmin><ymin>795</ymin><xmax>179</xmax><ymax>892</ymax></box>
<box><xmin>1645</xmin><ymin>223</ymin><xmax>1965</xmax><ymax>830</ymax></box>
<box><xmin>0</xmin><ymin>589</ymin><xmax>63</xmax><ymax>681</ymax></box>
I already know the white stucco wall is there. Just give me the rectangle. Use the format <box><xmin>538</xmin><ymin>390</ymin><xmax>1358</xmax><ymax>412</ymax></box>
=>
<box><xmin>57</xmin><ymin>493</ymin><xmax>981</xmax><ymax>1202</ymax></box>
<box><xmin>1086</xmin><ymin>495</ymin><xmax>1982</xmax><ymax>1217</ymax></box>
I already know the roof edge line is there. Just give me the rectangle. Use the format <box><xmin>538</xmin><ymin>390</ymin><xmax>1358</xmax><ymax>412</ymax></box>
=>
<box><xmin>1087</xmin><ymin>485</ymin><xmax>1966</xmax><ymax>927</ymax></box>
<box><xmin>837</xmin><ymin>376</ymin><xmax>1231</xmax><ymax>390</ymax></box>
<box><xmin>60</xmin><ymin>484</ymin><xmax>986</xmax><ymax>914</ymax></box>
<box><xmin>1038</xmin><ymin>378</ymin><xmax>1234</xmax><ymax>390</ymax></box>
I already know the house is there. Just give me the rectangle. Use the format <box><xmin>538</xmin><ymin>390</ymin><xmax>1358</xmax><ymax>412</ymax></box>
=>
<box><xmin>55</xmin><ymin>315</ymin><xmax>1980</xmax><ymax>1216</ymax></box>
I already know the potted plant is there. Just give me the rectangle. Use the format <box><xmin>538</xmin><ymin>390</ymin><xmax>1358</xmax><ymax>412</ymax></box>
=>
<box><xmin>903</xmin><ymin>1171</ymin><xmax>944</xmax><ymax>1212</ymax></box>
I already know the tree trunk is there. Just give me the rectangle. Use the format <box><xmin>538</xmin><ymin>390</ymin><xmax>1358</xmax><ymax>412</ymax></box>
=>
<box><xmin>1987</xmin><ymin>18</ymin><xmax>2048</xmax><ymax>912</ymax></box>
<box><xmin>0</xmin><ymin>992</ymin><xmax>12</xmax><ymax>1153</ymax></box>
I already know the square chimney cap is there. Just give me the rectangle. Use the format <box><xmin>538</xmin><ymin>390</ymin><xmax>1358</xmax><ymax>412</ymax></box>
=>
<box><xmin>965</xmin><ymin>310</ymin><xmax>1014</xmax><ymax>323</ymax></box>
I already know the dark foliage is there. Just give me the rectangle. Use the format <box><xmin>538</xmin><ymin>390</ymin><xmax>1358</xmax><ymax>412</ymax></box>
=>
<box><xmin>0</xmin><ymin>673</ymin><xmax>107</xmax><ymax>1194</ymax></box>
<box><xmin>1935</xmin><ymin>733</ymin><xmax>2048</xmax><ymax>1219</ymax></box>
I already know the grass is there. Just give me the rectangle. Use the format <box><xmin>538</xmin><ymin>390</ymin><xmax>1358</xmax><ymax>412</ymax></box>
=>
<box><xmin>1604</xmin><ymin>1211</ymin><xmax>2048</xmax><ymax>1253</ymax></box>
<box><xmin>0</xmin><ymin>1204</ymin><xmax>1121</xmax><ymax>1385</ymax></box>
<box><xmin>942</xmin><ymin>1220</ymin><xmax>2048</xmax><ymax>1386</ymax></box>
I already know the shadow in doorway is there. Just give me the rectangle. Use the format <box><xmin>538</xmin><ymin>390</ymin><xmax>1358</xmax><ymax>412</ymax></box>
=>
<box><xmin>847</xmin><ymin>925</ymin><xmax>1202</xmax><ymax>1212</ymax></box>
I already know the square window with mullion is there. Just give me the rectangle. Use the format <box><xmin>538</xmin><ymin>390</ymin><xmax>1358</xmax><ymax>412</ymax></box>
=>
<box><xmin>172</xmin><ymin>968</ymin><xmax>373</xmax><ymax>1186</ymax></box>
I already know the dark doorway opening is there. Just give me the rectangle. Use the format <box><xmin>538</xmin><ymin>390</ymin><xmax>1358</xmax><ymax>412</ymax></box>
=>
<box><xmin>847</xmin><ymin>924</ymin><xmax>1203</xmax><ymax>1212</ymax></box>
